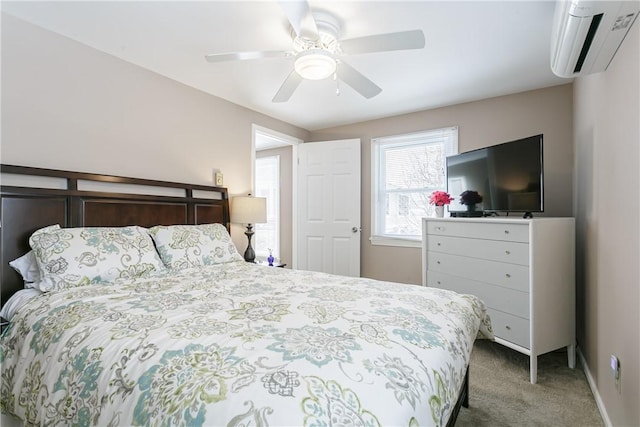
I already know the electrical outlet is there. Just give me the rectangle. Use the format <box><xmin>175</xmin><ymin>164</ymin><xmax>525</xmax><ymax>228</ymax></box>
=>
<box><xmin>610</xmin><ymin>355</ymin><xmax>621</xmax><ymax>392</ymax></box>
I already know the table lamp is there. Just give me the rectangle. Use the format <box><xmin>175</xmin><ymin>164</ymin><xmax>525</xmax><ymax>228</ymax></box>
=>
<box><xmin>231</xmin><ymin>195</ymin><xmax>267</xmax><ymax>263</ymax></box>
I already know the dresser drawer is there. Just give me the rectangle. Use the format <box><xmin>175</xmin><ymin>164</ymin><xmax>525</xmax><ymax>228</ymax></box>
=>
<box><xmin>426</xmin><ymin>220</ymin><xmax>529</xmax><ymax>243</ymax></box>
<box><xmin>427</xmin><ymin>270</ymin><xmax>529</xmax><ymax>318</ymax></box>
<box><xmin>488</xmin><ymin>309</ymin><xmax>530</xmax><ymax>349</ymax></box>
<box><xmin>427</xmin><ymin>252</ymin><xmax>530</xmax><ymax>292</ymax></box>
<box><xmin>428</xmin><ymin>235</ymin><xmax>529</xmax><ymax>265</ymax></box>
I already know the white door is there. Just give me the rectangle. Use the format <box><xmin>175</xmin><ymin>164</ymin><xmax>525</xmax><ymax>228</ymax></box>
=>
<box><xmin>297</xmin><ymin>139</ymin><xmax>361</xmax><ymax>276</ymax></box>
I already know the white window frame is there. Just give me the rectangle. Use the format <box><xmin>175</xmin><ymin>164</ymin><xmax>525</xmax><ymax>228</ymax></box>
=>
<box><xmin>371</xmin><ymin>126</ymin><xmax>458</xmax><ymax>248</ymax></box>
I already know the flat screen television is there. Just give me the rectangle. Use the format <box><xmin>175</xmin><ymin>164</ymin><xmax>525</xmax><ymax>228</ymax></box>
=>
<box><xmin>446</xmin><ymin>134</ymin><xmax>543</xmax><ymax>217</ymax></box>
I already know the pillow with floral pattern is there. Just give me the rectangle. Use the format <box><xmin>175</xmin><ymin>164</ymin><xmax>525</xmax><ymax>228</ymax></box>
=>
<box><xmin>149</xmin><ymin>223</ymin><xmax>243</xmax><ymax>270</ymax></box>
<box><xmin>9</xmin><ymin>224</ymin><xmax>61</xmax><ymax>286</ymax></box>
<box><xmin>29</xmin><ymin>225</ymin><xmax>166</xmax><ymax>292</ymax></box>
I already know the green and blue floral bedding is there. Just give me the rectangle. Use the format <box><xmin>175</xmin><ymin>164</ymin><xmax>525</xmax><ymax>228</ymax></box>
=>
<box><xmin>1</xmin><ymin>261</ymin><xmax>492</xmax><ymax>426</ymax></box>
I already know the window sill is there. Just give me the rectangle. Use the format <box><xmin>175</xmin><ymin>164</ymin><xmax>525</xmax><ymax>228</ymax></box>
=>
<box><xmin>369</xmin><ymin>235</ymin><xmax>422</xmax><ymax>248</ymax></box>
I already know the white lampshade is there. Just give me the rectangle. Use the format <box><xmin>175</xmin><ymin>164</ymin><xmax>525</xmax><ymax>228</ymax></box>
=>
<box><xmin>294</xmin><ymin>50</ymin><xmax>337</xmax><ymax>80</ymax></box>
<box><xmin>231</xmin><ymin>196</ymin><xmax>267</xmax><ymax>224</ymax></box>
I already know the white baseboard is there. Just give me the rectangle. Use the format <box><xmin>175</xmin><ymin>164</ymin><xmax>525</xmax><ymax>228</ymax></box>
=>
<box><xmin>577</xmin><ymin>346</ymin><xmax>612</xmax><ymax>427</ymax></box>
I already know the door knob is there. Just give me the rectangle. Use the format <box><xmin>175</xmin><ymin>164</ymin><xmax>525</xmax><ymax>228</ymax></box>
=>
<box><xmin>352</xmin><ymin>227</ymin><xmax>360</xmax><ymax>233</ymax></box>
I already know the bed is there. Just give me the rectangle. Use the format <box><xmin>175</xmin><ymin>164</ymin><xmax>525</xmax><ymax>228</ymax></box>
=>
<box><xmin>0</xmin><ymin>164</ymin><xmax>492</xmax><ymax>427</ymax></box>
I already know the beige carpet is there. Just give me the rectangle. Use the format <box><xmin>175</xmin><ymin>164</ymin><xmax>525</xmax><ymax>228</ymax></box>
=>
<box><xmin>456</xmin><ymin>340</ymin><xmax>604</xmax><ymax>427</ymax></box>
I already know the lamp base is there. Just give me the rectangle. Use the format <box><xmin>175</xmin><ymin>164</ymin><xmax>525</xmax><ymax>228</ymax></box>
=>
<box><xmin>243</xmin><ymin>224</ymin><xmax>256</xmax><ymax>263</ymax></box>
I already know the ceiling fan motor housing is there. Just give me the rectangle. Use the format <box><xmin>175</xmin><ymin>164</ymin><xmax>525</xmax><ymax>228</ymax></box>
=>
<box><xmin>292</xmin><ymin>11</ymin><xmax>341</xmax><ymax>54</ymax></box>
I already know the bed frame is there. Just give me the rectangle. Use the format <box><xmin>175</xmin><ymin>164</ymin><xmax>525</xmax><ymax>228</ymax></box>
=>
<box><xmin>448</xmin><ymin>368</ymin><xmax>469</xmax><ymax>427</ymax></box>
<box><xmin>0</xmin><ymin>164</ymin><xmax>230</xmax><ymax>305</ymax></box>
<box><xmin>0</xmin><ymin>163</ymin><xmax>470</xmax><ymax>426</ymax></box>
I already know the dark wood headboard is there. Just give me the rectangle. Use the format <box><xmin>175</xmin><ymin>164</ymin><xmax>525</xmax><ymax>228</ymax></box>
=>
<box><xmin>1</xmin><ymin>164</ymin><xmax>230</xmax><ymax>305</ymax></box>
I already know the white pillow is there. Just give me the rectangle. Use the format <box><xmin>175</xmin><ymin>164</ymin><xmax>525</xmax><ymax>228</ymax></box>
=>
<box><xmin>9</xmin><ymin>251</ymin><xmax>40</xmax><ymax>283</ymax></box>
<box><xmin>149</xmin><ymin>223</ymin><xmax>243</xmax><ymax>270</ymax></box>
<box><xmin>29</xmin><ymin>225</ymin><xmax>166</xmax><ymax>292</ymax></box>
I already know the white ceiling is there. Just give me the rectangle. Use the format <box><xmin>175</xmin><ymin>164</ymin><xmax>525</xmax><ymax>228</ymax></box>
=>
<box><xmin>1</xmin><ymin>1</ymin><xmax>571</xmax><ymax>131</ymax></box>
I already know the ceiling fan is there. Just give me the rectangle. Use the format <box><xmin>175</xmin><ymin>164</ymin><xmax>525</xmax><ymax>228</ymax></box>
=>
<box><xmin>204</xmin><ymin>1</ymin><xmax>425</xmax><ymax>102</ymax></box>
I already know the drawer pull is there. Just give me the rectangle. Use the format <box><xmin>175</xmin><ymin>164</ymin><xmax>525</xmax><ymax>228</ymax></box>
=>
<box><xmin>505</xmin><ymin>250</ymin><xmax>511</xmax><ymax>255</ymax></box>
<box><xmin>437</xmin><ymin>242</ymin><xmax>441</xmax><ymax>246</ymax></box>
<box><xmin>504</xmin><ymin>230</ymin><xmax>510</xmax><ymax>234</ymax></box>
<box><xmin>437</xmin><ymin>281</ymin><xmax>441</xmax><ymax>285</ymax></box>
<box><xmin>505</xmin><ymin>325</ymin><xmax>512</xmax><ymax>330</ymax></box>
<box><xmin>437</xmin><ymin>261</ymin><xmax>441</xmax><ymax>264</ymax></box>
<box><xmin>505</xmin><ymin>273</ymin><xmax>511</xmax><ymax>278</ymax></box>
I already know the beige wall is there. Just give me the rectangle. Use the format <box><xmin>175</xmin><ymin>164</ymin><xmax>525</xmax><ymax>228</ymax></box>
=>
<box><xmin>256</xmin><ymin>146</ymin><xmax>293</xmax><ymax>266</ymax></box>
<box><xmin>573</xmin><ymin>22</ymin><xmax>639</xmax><ymax>427</ymax></box>
<box><xmin>309</xmin><ymin>84</ymin><xmax>574</xmax><ymax>284</ymax></box>
<box><xmin>0</xmin><ymin>14</ymin><xmax>309</xmax><ymax>248</ymax></box>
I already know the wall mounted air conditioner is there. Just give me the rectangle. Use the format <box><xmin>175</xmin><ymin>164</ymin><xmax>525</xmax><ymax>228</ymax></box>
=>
<box><xmin>551</xmin><ymin>0</ymin><xmax>639</xmax><ymax>78</ymax></box>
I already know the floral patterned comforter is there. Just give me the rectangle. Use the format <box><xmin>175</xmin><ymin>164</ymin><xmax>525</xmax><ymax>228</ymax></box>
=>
<box><xmin>1</xmin><ymin>261</ymin><xmax>492</xmax><ymax>427</ymax></box>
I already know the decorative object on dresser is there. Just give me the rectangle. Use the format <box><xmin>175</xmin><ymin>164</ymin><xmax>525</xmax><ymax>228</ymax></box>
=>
<box><xmin>231</xmin><ymin>194</ymin><xmax>267</xmax><ymax>263</ymax></box>
<box><xmin>429</xmin><ymin>190</ymin><xmax>454</xmax><ymax>218</ymax></box>
<box><xmin>458</xmin><ymin>190</ymin><xmax>483</xmax><ymax>211</ymax></box>
<box><xmin>422</xmin><ymin>217</ymin><xmax>575</xmax><ymax>384</ymax></box>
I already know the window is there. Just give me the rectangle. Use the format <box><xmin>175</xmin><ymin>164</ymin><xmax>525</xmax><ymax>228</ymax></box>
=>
<box><xmin>398</xmin><ymin>194</ymin><xmax>410</xmax><ymax>216</ymax></box>
<box><xmin>372</xmin><ymin>126</ymin><xmax>458</xmax><ymax>246</ymax></box>
<box><xmin>254</xmin><ymin>155</ymin><xmax>280</xmax><ymax>258</ymax></box>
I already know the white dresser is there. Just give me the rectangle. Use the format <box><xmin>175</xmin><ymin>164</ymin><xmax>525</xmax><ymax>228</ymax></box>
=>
<box><xmin>422</xmin><ymin>217</ymin><xmax>575</xmax><ymax>383</ymax></box>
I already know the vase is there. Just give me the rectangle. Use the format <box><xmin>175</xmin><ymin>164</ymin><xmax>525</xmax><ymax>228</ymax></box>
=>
<box><xmin>434</xmin><ymin>205</ymin><xmax>445</xmax><ymax>218</ymax></box>
<box><xmin>267</xmin><ymin>254</ymin><xmax>274</xmax><ymax>266</ymax></box>
<box><xmin>466</xmin><ymin>204</ymin><xmax>476</xmax><ymax>212</ymax></box>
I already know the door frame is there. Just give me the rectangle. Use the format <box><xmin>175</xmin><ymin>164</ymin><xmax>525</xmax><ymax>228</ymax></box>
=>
<box><xmin>251</xmin><ymin>124</ymin><xmax>303</xmax><ymax>268</ymax></box>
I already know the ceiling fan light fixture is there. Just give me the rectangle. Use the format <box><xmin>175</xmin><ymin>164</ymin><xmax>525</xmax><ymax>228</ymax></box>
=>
<box><xmin>294</xmin><ymin>50</ymin><xmax>336</xmax><ymax>80</ymax></box>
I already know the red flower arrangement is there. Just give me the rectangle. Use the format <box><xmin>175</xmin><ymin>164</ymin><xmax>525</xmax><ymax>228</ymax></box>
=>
<box><xmin>429</xmin><ymin>191</ymin><xmax>454</xmax><ymax>206</ymax></box>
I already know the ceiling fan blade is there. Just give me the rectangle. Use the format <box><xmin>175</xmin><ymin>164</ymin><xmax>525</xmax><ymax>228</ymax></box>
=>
<box><xmin>340</xmin><ymin>30</ymin><xmax>426</xmax><ymax>55</ymax></box>
<box><xmin>278</xmin><ymin>0</ymin><xmax>319</xmax><ymax>40</ymax></box>
<box><xmin>337</xmin><ymin>61</ymin><xmax>382</xmax><ymax>99</ymax></box>
<box><xmin>272</xmin><ymin>70</ymin><xmax>304</xmax><ymax>102</ymax></box>
<box><xmin>205</xmin><ymin>50</ymin><xmax>290</xmax><ymax>63</ymax></box>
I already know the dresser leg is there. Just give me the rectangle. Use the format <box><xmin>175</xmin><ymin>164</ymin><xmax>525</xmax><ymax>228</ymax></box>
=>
<box><xmin>530</xmin><ymin>355</ymin><xmax>537</xmax><ymax>384</ymax></box>
<box><xmin>567</xmin><ymin>344</ymin><xmax>576</xmax><ymax>369</ymax></box>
